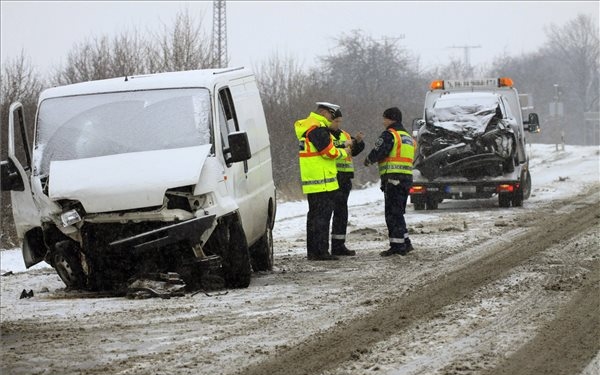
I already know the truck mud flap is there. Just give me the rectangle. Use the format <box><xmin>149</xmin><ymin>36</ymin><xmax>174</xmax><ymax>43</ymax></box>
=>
<box><xmin>108</xmin><ymin>215</ymin><xmax>216</xmax><ymax>253</ymax></box>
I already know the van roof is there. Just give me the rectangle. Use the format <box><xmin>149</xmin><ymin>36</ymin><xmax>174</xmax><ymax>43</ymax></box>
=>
<box><xmin>39</xmin><ymin>67</ymin><xmax>254</xmax><ymax>101</ymax></box>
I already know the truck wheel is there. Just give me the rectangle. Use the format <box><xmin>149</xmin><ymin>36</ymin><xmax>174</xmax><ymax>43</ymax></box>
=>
<box><xmin>222</xmin><ymin>219</ymin><xmax>251</xmax><ymax>288</ymax></box>
<box><xmin>512</xmin><ymin>191</ymin><xmax>524</xmax><ymax>207</ymax></box>
<box><xmin>250</xmin><ymin>225</ymin><xmax>273</xmax><ymax>272</ymax></box>
<box><xmin>426</xmin><ymin>197</ymin><xmax>439</xmax><ymax>210</ymax></box>
<box><xmin>53</xmin><ymin>241</ymin><xmax>86</xmax><ymax>289</ymax></box>
<box><xmin>498</xmin><ymin>193</ymin><xmax>511</xmax><ymax>208</ymax></box>
<box><xmin>512</xmin><ymin>184</ymin><xmax>524</xmax><ymax>207</ymax></box>
<box><xmin>522</xmin><ymin>170</ymin><xmax>532</xmax><ymax>200</ymax></box>
<box><xmin>411</xmin><ymin>196</ymin><xmax>426</xmax><ymax>211</ymax></box>
<box><xmin>414</xmin><ymin>202</ymin><xmax>426</xmax><ymax>211</ymax></box>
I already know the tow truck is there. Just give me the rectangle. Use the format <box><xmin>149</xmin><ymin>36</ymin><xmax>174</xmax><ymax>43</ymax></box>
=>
<box><xmin>410</xmin><ymin>77</ymin><xmax>541</xmax><ymax>209</ymax></box>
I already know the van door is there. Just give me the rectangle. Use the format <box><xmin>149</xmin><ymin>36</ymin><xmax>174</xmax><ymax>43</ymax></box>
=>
<box><xmin>4</xmin><ymin>102</ymin><xmax>40</xmax><ymax>238</ymax></box>
<box><xmin>217</xmin><ymin>87</ymin><xmax>252</xmax><ymax>231</ymax></box>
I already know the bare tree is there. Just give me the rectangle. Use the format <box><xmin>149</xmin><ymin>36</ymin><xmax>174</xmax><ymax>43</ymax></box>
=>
<box><xmin>545</xmin><ymin>14</ymin><xmax>599</xmax><ymax>113</ymax></box>
<box><xmin>429</xmin><ymin>58</ymin><xmax>471</xmax><ymax>81</ymax></box>
<box><xmin>54</xmin><ymin>36</ymin><xmax>111</xmax><ymax>84</ymax></box>
<box><xmin>0</xmin><ymin>51</ymin><xmax>44</xmax><ymax>248</ymax></box>
<box><xmin>146</xmin><ymin>8</ymin><xmax>212</xmax><ymax>72</ymax></box>
<box><xmin>320</xmin><ymin>30</ymin><xmax>425</xmax><ymax>184</ymax></box>
<box><xmin>53</xmin><ymin>9</ymin><xmax>213</xmax><ymax>84</ymax></box>
<box><xmin>255</xmin><ymin>53</ymin><xmax>315</xmax><ymax>199</ymax></box>
<box><xmin>1</xmin><ymin>50</ymin><xmax>44</xmax><ymax>156</ymax></box>
<box><xmin>111</xmin><ymin>29</ymin><xmax>149</xmax><ymax>77</ymax></box>
<box><xmin>53</xmin><ymin>30</ymin><xmax>148</xmax><ymax>85</ymax></box>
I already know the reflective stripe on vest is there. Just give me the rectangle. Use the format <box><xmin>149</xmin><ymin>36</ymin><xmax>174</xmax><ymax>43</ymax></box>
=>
<box><xmin>378</xmin><ymin>128</ymin><xmax>414</xmax><ymax>176</ymax></box>
<box><xmin>334</xmin><ymin>130</ymin><xmax>354</xmax><ymax>173</ymax></box>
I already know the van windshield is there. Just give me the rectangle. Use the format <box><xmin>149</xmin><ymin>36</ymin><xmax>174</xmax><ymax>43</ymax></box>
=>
<box><xmin>34</xmin><ymin>88</ymin><xmax>212</xmax><ymax>176</ymax></box>
<box><xmin>428</xmin><ymin>94</ymin><xmax>500</xmax><ymax>136</ymax></box>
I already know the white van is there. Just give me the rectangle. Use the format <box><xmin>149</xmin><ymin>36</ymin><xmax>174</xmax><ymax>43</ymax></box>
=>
<box><xmin>1</xmin><ymin>67</ymin><xmax>276</xmax><ymax>290</ymax></box>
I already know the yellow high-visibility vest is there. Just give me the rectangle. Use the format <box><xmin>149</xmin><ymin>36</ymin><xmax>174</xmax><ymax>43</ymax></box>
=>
<box><xmin>295</xmin><ymin>112</ymin><xmax>347</xmax><ymax>194</ymax></box>
<box><xmin>378</xmin><ymin>128</ymin><xmax>415</xmax><ymax>176</ymax></box>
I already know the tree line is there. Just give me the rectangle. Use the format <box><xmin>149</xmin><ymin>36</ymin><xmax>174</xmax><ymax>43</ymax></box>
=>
<box><xmin>1</xmin><ymin>10</ymin><xmax>598</xmax><ymax>247</ymax></box>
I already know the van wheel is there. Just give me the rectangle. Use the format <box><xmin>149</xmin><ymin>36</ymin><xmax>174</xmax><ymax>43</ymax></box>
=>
<box><xmin>222</xmin><ymin>219</ymin><xmax>251</xmax><ymax>288</ymax></box>
<box><xmin>53</xmin><ymin>241</ymin><xmax>85</xmax><ymax>289</ymax></box>
<box><xmin>250</xmin><ymin>226</ymin><xmax>273</xmax><ymax>272</ymax></box>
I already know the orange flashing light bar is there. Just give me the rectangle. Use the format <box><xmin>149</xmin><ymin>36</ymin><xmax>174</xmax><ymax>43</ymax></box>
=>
<box><xmin>498</xmin><ymin>77</ymin><xmax>514</xmax><ymax>87</ymax></box>
<box><xmin>430</xmin><ymin>80</ymin><xmax>444</xmax><ymax>90</ymax></box>
<box><xmin>430</xmin><ymin>77</ymin><xmax>515</xmax><ymax>90</ymax></box>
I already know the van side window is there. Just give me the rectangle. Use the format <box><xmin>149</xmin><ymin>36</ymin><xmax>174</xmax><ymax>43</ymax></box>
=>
<box><xmin>13</xmin><ymin>107</ymin><xmax>32</xmax><ymax>171</ymax></box>
<box><xmin>217</xmin><ymin>98</ymin><xmax>230</xmax><ymax>153</ymax></box>
<box><xmin>217</xmin><ymin>87</ymin><xmax>247</xmax><ymax>171</ymax></box>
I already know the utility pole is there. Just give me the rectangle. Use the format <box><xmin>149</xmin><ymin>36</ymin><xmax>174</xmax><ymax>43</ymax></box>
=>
<box><xmin>449</xmin><ymin>44</ymin><xmax>481</xmax><ymax>77</ymax></box>
<box><xmin>211</xmin><ymin>0</ymin><xmax>228</xmax><ymax>68</ymax></box>
<box><xmin>550</xmin><ymin>84</ymin><xmax>565</xmax><ymax>151</ymax></box>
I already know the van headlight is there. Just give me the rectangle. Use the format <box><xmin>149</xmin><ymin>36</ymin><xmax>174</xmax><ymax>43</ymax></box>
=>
<box><xmin>60</xmin><ymin>209</ymin><xmax>82</xmax><ymax>227</ymax></box>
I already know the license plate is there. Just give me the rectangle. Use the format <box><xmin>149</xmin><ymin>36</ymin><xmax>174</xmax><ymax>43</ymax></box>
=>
<box><xmin>446</xmin><ymin>185</ymin><xmax>476</xmax><ymax>193</ymax></box>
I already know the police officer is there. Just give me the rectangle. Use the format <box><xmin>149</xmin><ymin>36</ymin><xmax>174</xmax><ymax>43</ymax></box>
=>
<box><xmin>295</xmin><ymin>102</ymin><xmax>349</xmax><ymax>261</ymax></box>
<box><xmin>329</xmin><ymin>109</ymin><xmax>365</xmax><ymax>256</ymax></box>
<box><xmin>364</xmin><ymin>107</ymin><xmax>415</xmax><ymax>256</ymax></box>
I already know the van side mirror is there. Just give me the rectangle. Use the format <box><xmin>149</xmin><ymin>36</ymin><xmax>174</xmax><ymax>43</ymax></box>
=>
<box><xmin>1</xmin><ymin>160</ymin><xmax>25</xmax><ymax>191</ymax></box>
<box><xmin>524</xmin><ymin>113</ymin><xmax>541</xmax><ymax>133</ymax></box>
<box><xmin>412</xmin><ymin>118</ymin><xmax>425</xmax><ymax>138</ymax></box>
<box><xmin>226</xmin><ymin>131</ymin><xmax>252</xmax><ymax>163</ymax></box>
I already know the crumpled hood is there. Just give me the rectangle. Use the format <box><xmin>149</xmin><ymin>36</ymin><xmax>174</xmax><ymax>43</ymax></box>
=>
<box><xmin>429</xmin><ymin>105</ymin><xmax>496</xmax><ymax>137</ymax></box>
<box><xmin>48</xmin><ymin>145</ymin><xmax>212</xmax><ymax>213</ymax></box>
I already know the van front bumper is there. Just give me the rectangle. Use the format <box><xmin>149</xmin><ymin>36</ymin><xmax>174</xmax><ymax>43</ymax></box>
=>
<box><xmin>106</xmin><ymin>215</ymin><xmax>216</xmax><ymax>252</ymax></box>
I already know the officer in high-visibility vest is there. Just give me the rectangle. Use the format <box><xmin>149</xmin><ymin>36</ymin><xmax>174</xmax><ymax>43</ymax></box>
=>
<box><xmin>295</xmin><ymin>102</ymin><xmax>349</xmax><ymax>261</ymax></box>
<box><xmin>329</xmin><ymin>109</ymin><xmax>365</xmax><ymax>256</ymax></box>
<box><xmin>364</xmin><ymin>107</ymin><xmax>415</xmax><ymax>256</ymax></box>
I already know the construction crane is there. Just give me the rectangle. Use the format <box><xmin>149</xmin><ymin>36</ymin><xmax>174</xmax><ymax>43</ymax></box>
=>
<box><xmin>211</xmin><ymin>0</ymin><xmax>228</xmax><ymax>68</ymax></box>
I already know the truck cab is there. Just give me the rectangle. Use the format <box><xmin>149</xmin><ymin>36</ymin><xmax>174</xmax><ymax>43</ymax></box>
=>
<box><xmin>410</xmin><ymin>77</ymin><xmax>540</xmax><ymax>209</ymax></box>
<box><xmin>1</xmin><ymin>67</ymin><xmax>277</xmax><ymax>290</ymax></box>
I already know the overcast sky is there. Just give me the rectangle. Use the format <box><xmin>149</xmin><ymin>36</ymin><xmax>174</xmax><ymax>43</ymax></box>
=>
<box><xmin>1</xmin><ymin>1</ymin><xmax>598</xmax><ymax>77</ymax></box>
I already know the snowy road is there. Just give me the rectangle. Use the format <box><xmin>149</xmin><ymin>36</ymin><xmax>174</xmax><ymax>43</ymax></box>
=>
<box><xmin>1</xmin><ymin>144</ymin><xmax>599</xmax><ymax>375</ymax></box>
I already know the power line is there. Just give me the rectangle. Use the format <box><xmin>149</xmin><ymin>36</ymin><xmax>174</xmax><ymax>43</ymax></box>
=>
<box><xmin>448</xmin><ymin>44</ymin><xmax>481</xmax><ymax>69</ymax></box>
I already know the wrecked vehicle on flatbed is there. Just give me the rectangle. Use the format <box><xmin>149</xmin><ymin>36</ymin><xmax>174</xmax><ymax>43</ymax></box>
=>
<box><xmin>410</xmin><ymin>78</ymin><xmax>540</xmax><ymax>209</ymax></box>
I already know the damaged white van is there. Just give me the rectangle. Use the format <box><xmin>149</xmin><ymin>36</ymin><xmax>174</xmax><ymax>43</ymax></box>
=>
<box><xmin>1</xmin><ymin>67</ymin><xmax>276</xmax><ymax>290</ymax></box>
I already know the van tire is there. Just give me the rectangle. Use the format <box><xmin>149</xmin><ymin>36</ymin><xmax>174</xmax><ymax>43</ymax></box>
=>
<box><xmin>222</xmin><ymin>219</ymin><xmax>251</xmax><ymax>288</ymax></box>
<box><xmin>53</xmin><ymin>241</ymin><xmax>86</xmax><ymax>290</ymax></box>
<box><xmin>250</xmin><ymin>226</ymin><xmax>273</xmax><ymax>272</ymax></box>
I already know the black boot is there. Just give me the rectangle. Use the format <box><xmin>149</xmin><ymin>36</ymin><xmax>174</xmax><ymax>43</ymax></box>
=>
<box><xmin>380</xmin><ymin>247</ymin><xmax>407</xmax><ymax>257</ymax></box>
<box><xmin>332</xmin><ymin>245</ymin><xmax>356</xmax><ymax>256</ymax></box>
<box><xmin>332</xmin><ymin>239</ymin><xmax>356</xmax><ymax>256</ymax></box>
